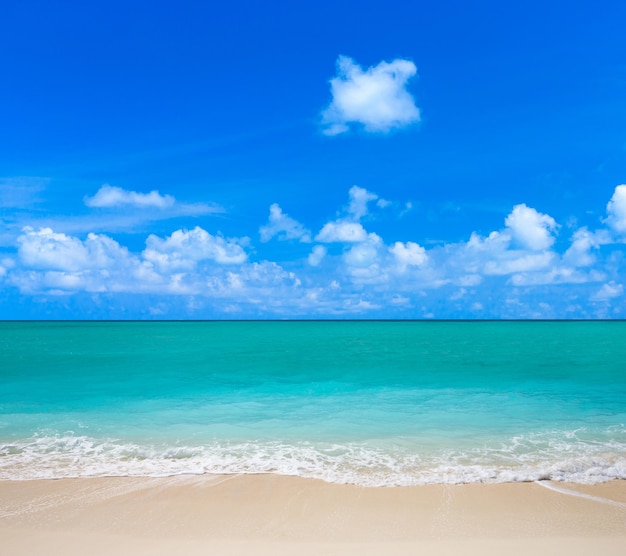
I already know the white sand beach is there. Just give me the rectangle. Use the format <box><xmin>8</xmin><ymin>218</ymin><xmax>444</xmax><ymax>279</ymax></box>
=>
<box><xmin>1</xmin><ymin>475</ymin><xmax>625</xmax><ymax>555</ymax></box>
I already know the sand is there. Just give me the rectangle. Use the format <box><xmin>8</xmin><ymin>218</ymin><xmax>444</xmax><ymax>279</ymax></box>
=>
<box><xmin>1</xmin><ymin>475</ymin><xmax>625</xmax><ymax>555</ymax></box>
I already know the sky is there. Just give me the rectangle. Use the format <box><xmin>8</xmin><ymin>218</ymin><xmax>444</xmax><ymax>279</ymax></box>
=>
<box><xmin>1</xmin><ymin>0</ymin><xmax>626</xmax><ymax>319</ymax></box>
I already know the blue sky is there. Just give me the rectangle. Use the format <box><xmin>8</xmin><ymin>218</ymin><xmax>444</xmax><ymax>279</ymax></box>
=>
<box><xmin>1</xmin><ymin>0</ymin><xmax>626</xmax><ymax>318</ymax></box>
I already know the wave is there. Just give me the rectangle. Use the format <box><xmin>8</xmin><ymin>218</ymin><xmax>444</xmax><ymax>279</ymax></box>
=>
<box><xmin>1</xmin><ymin>427</ymin><xmax>625</xmax><ymax>486</ymax></box>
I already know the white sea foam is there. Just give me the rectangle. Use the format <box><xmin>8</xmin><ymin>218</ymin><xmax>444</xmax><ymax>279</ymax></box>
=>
<box><xmin>1</xmin><ymin>428</ymin><xmax>625</xmax><ymax>486</ymax></box>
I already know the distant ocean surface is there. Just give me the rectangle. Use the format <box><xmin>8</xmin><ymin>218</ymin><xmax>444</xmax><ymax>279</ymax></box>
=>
<box><xmin>1</xmin><ymin>321</ymin><xmax>625</xmax><ymax>486</ymax></box>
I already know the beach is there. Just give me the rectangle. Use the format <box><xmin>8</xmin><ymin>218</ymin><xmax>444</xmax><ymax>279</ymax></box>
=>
<box><xmin>1</xmin><ymin>475</ymin><xmax>625</xmax><ymax>555</ymax></box>
<box><xmin>2</xmin><ymin>321</ymin><xmax>625</xmax><ymax>553</ymax></box>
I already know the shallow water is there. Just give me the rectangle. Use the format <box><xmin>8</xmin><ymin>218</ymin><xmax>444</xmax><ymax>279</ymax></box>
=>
<box><xmin>1</xmin><ymin>321</ymin><xmax>625</xmax><ymax>485</ymax></box>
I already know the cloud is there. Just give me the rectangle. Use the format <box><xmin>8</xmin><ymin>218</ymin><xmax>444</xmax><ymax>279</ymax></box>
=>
<box><xmin>343</xmin><ymin>233</ymin><xmax>383</xmax><ymax>268</ymax></box>
<box><xmin>504</xmin><ymin>204</ymin><xmax>559</xmax><ymax>250</ymax></box>
<box><xmin>10</xmin><ymin>226</ymin><xmax>305</xmax><ymax>307</ymax></box>
<box><xmin>321</xmin><ymin>56</ymin><xmax>420</xmax><ymax>135</ymax></box>
<box><xmin>340</xmin><ymin>234</ymin><xmax>431</xmax><ymax>287</ymax></box>
<box><xmin>307</xmin><ymin>245</ymin><xmax>326</xmax><ymax>266</ymax></box>
<box><xmin>14</xmin><ymin>227</ymin><xmax>154</xmax><ymax>294</ymax></box>
<box><xmin>457</xmin><ymin>204</ymin><xmax>559</xmax><ymax>275</ymax></box>
<box><xmin>259</xmin><ymin>203</ymin><xmax>311</xmax><ymax>242</ymax></box>
<box><xmin>0</xmin><ymin>257</ymin><xmax>14</xmax><ymax>279</ymax></box>
<box><xmin>590</xmin><ymin>281</ymin><xmax>623</xmax><ymax>302</ymax></box>
<box><xmin>562</xmin><ymin>227</ymin><xmax>611</xmax><ymax>267</ymax></box>
<box><xmin>347</xmin><ymin>185</ymin><xmax>378</xmax><ymax>220</ymax></box>
<box><xmin>605</xmin><ymin>184</ymin><xmax>626</xmax><ymax>234</ymax></box>
<box><xmin>484</xmin><ymin>252</ymin><xmax>555</xmax><ymax>275</ymax></box>
<box><xmin>316</xmin><ymin>222</ymin><xmax>368</xmax><ymax>243</ymax></box>
<box><xmin>314</xmin><ymin>186</ymin><xmax>383</xmax><ymax>244</ymax></box>
<box><xmin>434</xmin><ymin>203</ymin><xmax>608</xmax><ymax>289</ymax></box>
<box><xmin>5</xmin><ymin>184</ymin><xmax>626</xmax><ymax>318</ymax></box>
<box><xmin>85</xmin><ymin>184</ymin><xmax>175</xmax><ymax>209</ymax></box>
<box><xmin>389</xmin><ymin>241</ymin><xmax>428</xmax><ymax>270</ymax></box>
<box><xmin>17</xmin><ymin>227</ymin><xmax>132</xmax><ymax>272</ymax></box>
<box><xmin>143</xmin><ymin>227</ymin><xmax>248</xmax><ymax>272</ymax></box>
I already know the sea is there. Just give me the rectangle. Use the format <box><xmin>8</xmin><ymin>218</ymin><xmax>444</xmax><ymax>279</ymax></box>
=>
<box><xmin>1</xmin><ymin>321</ymin><xmax>625</xmax><ymax>486</ymax></box>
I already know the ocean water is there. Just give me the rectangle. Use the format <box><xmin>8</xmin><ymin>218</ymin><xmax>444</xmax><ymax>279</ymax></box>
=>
<box><xmin>0</xmin><ymin>321</ymin><xmax>625</xmax><ymax>486</ymax></box>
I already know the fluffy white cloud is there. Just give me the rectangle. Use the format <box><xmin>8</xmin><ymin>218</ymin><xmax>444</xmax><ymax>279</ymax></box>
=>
<box><xmin>143</xmin><ymin>227</ymin><xmax>248</xmax><ymax>272</ymax></box>
<box><xmin>389</xmin><ymin>241</ymin><xmax>427</xmax><ymax>270</ymax></box>
<box><xmin>456</xmin><ymin>204</ymin><xmax>560</xmax><ymax>277</ymax></box>
<box><xmin>605</xmin><ymin>184</ymin><xmax>626</xmax><ymax>234</ymax></box>
<box><xmin>314</xmin><ymin>186</ymin><xmax>383</xmax><ymax>244</ymax></box>
<box><xmin>259</xmin><ymin>203</ymin><xmax>311</xmax><ymax>242</ymax></box>
<box><xmin>321</xmin><ymin>56</ymin><xmax>420</xmax><ymax>135</ymax></box>
<box><xmin>504</xmin><ymin>204</ymin><xmax>558</xmax><ymax>250</ymax></box>
<box><xmin>6</xmin><ymin>184</ymin><xmax>626</xmax><ymax>318</ymax></box>
<box><xmin>17</xmin><ymin>227</ymin><xmax>132</xmax><ymax>272</ymax></box>
<box><xmin>85</xmin><ymin>184</ymin><xmax>175</xmax><ymax>209</ymax></box>
<box><xmin>14</xmin><ymin>227</ymin><xmax>160</xmax><ymax>294</ymax></box>
<box><xmin>316</xmin><ymin>222</ymin><xmax>368</xmax><ymax>243</ymax></box>
<box><xmin>343</xmin><ymin>233</ymin><xmax>383</xmax><ymax>268</ymax></box>
<box><xmin>341</xmin><ymin>234</ymin><xmax>430</xmax><ymax>287</ymax></box>
<box><xmin>562</xmin><ymin>227</ymin><xmax>611</xmax><ymax>267</ymax></box>
<box><xmin>11</xmin><ymin>226</ymin><xmax>306</xmax><ymax>305</ymax></box>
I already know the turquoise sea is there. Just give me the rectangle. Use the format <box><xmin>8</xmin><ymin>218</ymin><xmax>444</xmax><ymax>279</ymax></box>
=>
<box><xmin>0</xmin><ymin>321</ymin><xmax>625</xmax><ymax>485</ymax></box>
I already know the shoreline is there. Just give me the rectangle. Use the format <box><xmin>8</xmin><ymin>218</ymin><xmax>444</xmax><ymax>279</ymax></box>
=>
<box><xmin>1</xmin><ymin>475</ymin><xmax>625</xmax><ymax>555</ymax></box>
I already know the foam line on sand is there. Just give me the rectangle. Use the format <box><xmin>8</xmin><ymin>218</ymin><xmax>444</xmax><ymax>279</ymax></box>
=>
<box><xmin>535</xmin><ymin>480</ymin><xmax>626</xmax><ymax>508</ymax></box>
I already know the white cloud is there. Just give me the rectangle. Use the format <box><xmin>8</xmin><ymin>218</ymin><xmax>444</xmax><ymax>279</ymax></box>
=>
<box><xmin>205</xmin><ymin>262</ymin><xmax>302</xmax><ymax>299</ymax></box>
<box><xmin>347</xmin><ymin>185</ymin><xmax>378</xmax><ymax>220</ymax></box>
<box><xmin>321</xmin><ymin>56</ymin><xmax>420</xmax><ymax>135</ymax></box>
<box><xmin>504</xmin><ymin>204</ymin><xmax>558</xmax><ymax>250</ymax></box>
<box><xmin>453</xmin><ymin>204</ymin><xmax>560</xmax><ymax>279</ymax></box>
<box><xmin>389</xmin><ymin>241</ymin><xmax>427</xmax><ymax>270</ymax></box>
<box><xmin>343</xmin><ymin>233</ymin><xmax>383</xmax><ymax>268</ymax></box>
<box><xmin>259</xmin><ymin>203</ymin><xmax>311</xmax><ymax>242</ymax></box>
<box><xmin>13</xmin><ymin>227</ymin><xmax>159</xmax><ymax>294</ymax></box>
<box><xmin>85</xmin><ymin>184</ymin><xmax>175</xmax><ymax>209</ymax></box>
<box><xmin>314</xmin><ymin>186</ymin><xmax>385</xmax><ymax>243</ymax></box>
<box><xmin>314</xmin><ymin>186</ymin><xmax>383</xmax><ymax>245</ymax></box>
<box><xmin>307</xmin><ymin>245</ymin><xmax>327</xmax><ymax>266</ymax></box>
<box><xmin>143</xmin><ymin>227</ymin><xmax>248</xmax><ymax>272</ymax></box>
<box><xmin>590</xmin><ymin>281</ymin><xmax>623</xmax><ymax>301</ymax></box>
<box><xmin>6</xmin><ymin>183</ymin><xmax>626</xmax><ymax>318</ymax></box>
<box><xmin>562</xmin><ymin>227</ymin><xmax>611</xmax><ymax>267</ymax></box>
<box><xmin>605</xmin><ymin>184</ymin><xmax>626</xmax><ymax>234</ymax></box>
<box><xmin>466</xmin><ymin>230</ymin><xmax>510</xmax><ymax>252</ymax></box>
<box><xmin>10</xmin><ymin>226</ymin><xmax>306</xmax><ymax>306</ymax></box>
<box><xmin>17</xmin><ymin>227</ymin><xmax>131</xmax><ymax>272</ymax></box>
<box><xmin>316</xmin><ymin>222</ymin><xmax>368</xmax><ymax>243</ymax></box>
